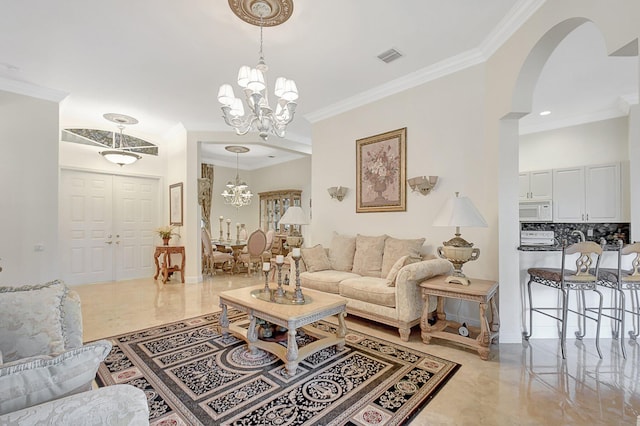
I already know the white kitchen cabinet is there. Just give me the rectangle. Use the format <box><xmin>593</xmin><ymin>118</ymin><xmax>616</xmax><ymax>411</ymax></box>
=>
<box><xmin>519</xmin><ymin>170</ymin><xmax>552</xmax><ymax>200</ymax></box>
<box><xmin>552</xmin><ymin>163</ymin><xmax>620</xmax><ymax>223</ymax></box>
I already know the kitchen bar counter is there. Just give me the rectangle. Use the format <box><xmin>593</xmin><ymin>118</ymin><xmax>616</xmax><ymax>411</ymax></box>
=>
<box><xmin>518</xmin><ymin>243</ymin><xmax>622</xmax><ymax>252</ymax></box>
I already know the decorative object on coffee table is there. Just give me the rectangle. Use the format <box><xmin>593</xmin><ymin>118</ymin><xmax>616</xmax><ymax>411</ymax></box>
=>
<box><xmin>433</xmin><ymin>191</ymin><xmax>488</xmax><ymax>285</ymax></box>
<box><xmin>275</xmin><ymin>255</ymin><xmax>285</xmax><ymax>298</ymax></box>
<box><xmin>262</xmin><ymin>262</ymin><xmax>271</xmax><ymax>294</ymax></box>
<box><xmin>290</xmin><ymin>247</ymin><xmax>305</xmax><ymax>304</ymax></box>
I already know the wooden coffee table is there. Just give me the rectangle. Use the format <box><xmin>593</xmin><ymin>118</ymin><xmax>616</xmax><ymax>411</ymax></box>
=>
<box><xmin>219</xmin><ymin>285</ymin><xmax>347</xmax><ymax>376</ymax></box>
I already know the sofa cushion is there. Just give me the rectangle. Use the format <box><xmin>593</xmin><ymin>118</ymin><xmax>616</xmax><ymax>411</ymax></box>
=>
<box><xmin>301</xmin><ymin>244</ymin><xmax>332</xmax><ymax>272</ymax></box>
<box><xmin>328</xmin><ymin>232</ymin><xmax>357</xmax><ymax>272</ymax></box>
<box><xmin>381</xmin><ymin>237</ymin><xmax>425</xmax><ymax>278</ymax></box>
<box><xmin>300</xmin><ymin>270</ymin><xmax>361</xmax><ymax>294</ymax></box>
<box><xmin>0</xmin><ymin>340</ymin><xmax>112</xmax><ymax>415</ymax></box>
<box><xmin>0</xmin><ymin>384</ymin><xmax>150</xmax><ymax>426</ymax></box>
<box><xmin>386</xmin><ymin>255</ymin><xmax>419</xmax><ymax>286</ymax></box>
<box><xmin>0</xmin><ymin>280</ymin><xmax>68</xmax><ymax>363</ymax></box>
<box><xmin>352</xmin><ymin>234</ymin><xmax>387</xmax><ymax>277</ymax></box>
<box><xmin>339</xmin><ymin>277</ymin><xmax>396</xmax><ymax>308</ymax></box>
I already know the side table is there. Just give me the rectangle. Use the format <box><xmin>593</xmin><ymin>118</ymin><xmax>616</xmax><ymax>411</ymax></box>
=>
<box><xmin>153</xmin><ymin>245</ymin><xmax>185</xmax><ymax>283</ymax></box>
<box><xmin>419</xmin><ymin>276</ymin><xmax>499</xmax><ymax>360</ymax></box>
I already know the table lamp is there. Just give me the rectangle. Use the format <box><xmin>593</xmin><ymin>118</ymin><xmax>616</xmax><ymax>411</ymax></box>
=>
<box><xmin>278</xmin><ymin>206</ymin><xmax>308</xmax><ymax>248</ymax></box>
<box><xmin>433</xmin><ymin>192</ymin><xmax>487</xmax><ymax>285</ymax></box>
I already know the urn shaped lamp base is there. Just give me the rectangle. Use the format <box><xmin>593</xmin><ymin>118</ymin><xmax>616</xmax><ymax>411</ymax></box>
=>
<box><xmin>437</xmin><ymin>233</ymin><xmax>481</xmax><ymax>286</ymax></box>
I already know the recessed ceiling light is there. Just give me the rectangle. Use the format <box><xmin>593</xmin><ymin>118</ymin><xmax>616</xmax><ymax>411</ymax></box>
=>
<box><xmin>539</xmin><ymin>110</ymin><xmax>551</xmax><ymax>116</ymax></box>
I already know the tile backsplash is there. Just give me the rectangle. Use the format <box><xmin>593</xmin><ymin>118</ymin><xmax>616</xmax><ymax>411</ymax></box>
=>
<box><xmin>520</xmin><ymin>222</ymin><xmax>630</xmax><ymax>246</ymax></box>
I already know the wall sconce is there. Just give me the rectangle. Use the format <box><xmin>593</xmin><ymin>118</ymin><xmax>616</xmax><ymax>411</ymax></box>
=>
<box><xmin>408</xmin><ymin>176</ymin><xmax>438</xmax><ymax>195</ymax></box>
<box><xmin>327</xmin><ymin>186</ymin><xmax>348</xmax><ymax>201</ymax></box>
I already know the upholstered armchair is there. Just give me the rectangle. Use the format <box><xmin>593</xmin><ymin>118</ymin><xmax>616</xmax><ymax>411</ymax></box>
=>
<box><xmin>0</xmin><ymin>280</ymin><xmax>149</xmax><ymax>424</ymax></box>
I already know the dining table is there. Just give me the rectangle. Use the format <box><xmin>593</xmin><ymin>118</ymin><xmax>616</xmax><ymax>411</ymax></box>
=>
<box><xmin>212</xmin><ymin>240</ymin><xmax>247</xmax><ymax>274</ymax></box>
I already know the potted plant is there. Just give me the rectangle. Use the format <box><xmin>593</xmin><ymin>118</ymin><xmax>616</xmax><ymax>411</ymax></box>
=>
<box><xmin>156</xmin><ymin>225</ymin><xmax>178</xmax><ymax>245</ymax></box>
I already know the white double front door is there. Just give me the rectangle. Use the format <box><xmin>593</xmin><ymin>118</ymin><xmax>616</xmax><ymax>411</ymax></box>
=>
<box><xmin>60</xmin><ymin>170</ymin><xmax>159</xmax><ymax>285</ymax></box>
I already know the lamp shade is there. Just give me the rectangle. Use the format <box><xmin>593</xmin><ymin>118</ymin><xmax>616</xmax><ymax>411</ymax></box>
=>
<box><xmin>279</xmin><ymin>206</ymin><xmax>308</xmax><ymax>226</ymax></box>
<box><xmin>433</xmin><ymin>192</ymin><xmax>487</xmax><ymax>228</ymax></box>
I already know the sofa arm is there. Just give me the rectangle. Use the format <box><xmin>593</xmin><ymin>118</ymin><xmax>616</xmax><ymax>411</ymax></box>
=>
<box><xmin>394</xmin><ymin>259</ymin><xmax>453</xmax><ymax>323</ymax></box>
<box><xmin>0</xmin><ymin>384</ymin><xmax>149</xmax><ymax>425</ymax></box>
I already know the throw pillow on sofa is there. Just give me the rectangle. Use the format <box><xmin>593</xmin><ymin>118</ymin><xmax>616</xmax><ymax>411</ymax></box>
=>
<box><xmin>301</xmin><ymin>244</ymin><xmax>332</xmax><ymax>272</ymax></box>
<box><xmin>386</xmin><ymin>255</ymin><xmax>419</xmax><ymax>286</ymax></box>
<box><xmin>0</xmin><ymin>280</ymin><xmax>68</xmax><ymax>362</ymax></box>
<box><xmin>352</xmin><ymin>234</ymin><xmax>387</xmax><ymax>277</ymax></box>
<box><xmin>381</xmin><ymin>237</ymin><xmax>425</xmax><ymax>278</ymax></box>
<box><xmin>0</xmin><ymin>340</ymin><xmax>112</xmax><ymax>415</ymax></box>
<box><xmin>328</xmin><ymin>232</ymin><xmax>356</xmax><ymax>271</ymax></box>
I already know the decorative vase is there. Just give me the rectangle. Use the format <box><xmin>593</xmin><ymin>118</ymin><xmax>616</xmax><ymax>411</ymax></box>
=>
<box><xmin>373</xmin><ymin>180</ymin><xmax>387</xmax><ymax>201</ymax></box>
<box><xmin>162</xmin><ymin>237</ymin><xmax>170</xmax><ymax>246</ymax></box>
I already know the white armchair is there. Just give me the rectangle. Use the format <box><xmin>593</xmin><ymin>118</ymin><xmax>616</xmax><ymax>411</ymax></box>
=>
<box><xmin>0</xmin><ymin>280</ymin><xmax>149</xmax><ymax>425</ymax></box>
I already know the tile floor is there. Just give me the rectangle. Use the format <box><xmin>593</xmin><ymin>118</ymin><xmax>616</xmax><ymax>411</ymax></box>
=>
<box><xmin>75</xmin><ymin>275</ymin><xmax>640</xmax><ymax>425</ymax></box>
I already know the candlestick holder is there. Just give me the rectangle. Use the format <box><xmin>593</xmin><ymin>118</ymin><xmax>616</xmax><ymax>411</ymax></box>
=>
<box><xmin>219</xmin><ymin>217</ymin><xmax>224</xmax><ymax>241</ymax></box>
<box><xmin>263</xmin><ymin>270</ymin><xmax>271</xmax><ymax>295</ymax></box>
<box><xmin>236</xmin><ymin>225</ymin><xmax>240</xmax><ymax>244</ymax></box>
<box><xmin>226</xmin><ymin>221</ymin><xmax>231</xmax><ymax>242</ymax></box>
<box><xmin>291</xmin><ymin>254</ymin><xmax>305</xmax><ymax>304</ymax></box>
<box><xmin>275</xmin><ymin>262</ymin><xmax>285</xmax><ymax>298</ymax></box>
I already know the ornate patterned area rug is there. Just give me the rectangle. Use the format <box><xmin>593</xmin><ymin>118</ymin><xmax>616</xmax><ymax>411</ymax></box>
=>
<box><xmin>96</xmin><ymin>311</ymin><xmax>460</xmax><ymax>425</ymax></box>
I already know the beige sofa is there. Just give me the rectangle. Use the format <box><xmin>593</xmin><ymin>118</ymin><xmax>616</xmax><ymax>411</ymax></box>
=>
<box><xmin>293</xmin><ymin>233</ymin><xmax>453</xmax><ymax>341</ymax></box>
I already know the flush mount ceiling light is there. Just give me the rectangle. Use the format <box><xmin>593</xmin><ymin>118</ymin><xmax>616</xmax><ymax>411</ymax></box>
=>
<box><xmin>539</xmin><ymin>110</ymin><xmax>551</xmax><ymax>116</ymax></box>
<box><xmin>218</xmin><ymin>0</ymin><xmax>298</xmax><ymax>141</ymax></box>
<box><xmin>221</xmin><ymin>145</ymin><xmax>253</xmax><ymax>208</ymax></box>
<box><xmin>100</xmin><ymin>113</ymin><xmax>142</xmax><ymax>166</ymax></box>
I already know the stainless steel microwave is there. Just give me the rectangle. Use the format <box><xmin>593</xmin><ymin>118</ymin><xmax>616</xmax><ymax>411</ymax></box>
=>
<box><xmin>519</xmin><ymin>200</ymin><xmax>552</xmax><ymax>222</ymax></box>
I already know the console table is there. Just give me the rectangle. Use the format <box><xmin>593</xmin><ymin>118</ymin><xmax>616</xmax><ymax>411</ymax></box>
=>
<box><xmin>153</xmin><ymin>245</ymin><xmax>185</xmax><ymax>283</ymax></box>
<box><xmin>419</xmin><ymin>276</ymin><xmax>499</xmax><ymax>360</ymax></box>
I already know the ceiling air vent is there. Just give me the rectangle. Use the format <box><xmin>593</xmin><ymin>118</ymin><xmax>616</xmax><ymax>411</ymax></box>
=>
<box><xmin>377</xmin><ymin>48</ymin><xmax>403</xmax><ymax>63</ymax></box>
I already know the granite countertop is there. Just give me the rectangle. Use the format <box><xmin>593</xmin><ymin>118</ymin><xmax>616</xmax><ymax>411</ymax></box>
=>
<box><xmin>518</xmin><ymin>243</ymin><xmax>621</xmax><ymax>252</ymax></box>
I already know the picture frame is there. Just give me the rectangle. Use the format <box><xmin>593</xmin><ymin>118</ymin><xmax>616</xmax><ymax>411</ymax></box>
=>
<box><xmin>356</xmin><ymin>128</ymin><xmax>406</xmax><ymax>213</ymax></box>
<box><xmin>169</xmin><ymin>182</ymin><xmax>183</xmax><ymax>226</ymax></box>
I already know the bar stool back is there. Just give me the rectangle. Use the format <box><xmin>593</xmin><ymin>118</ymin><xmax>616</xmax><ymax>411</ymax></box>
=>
<box><xmin>523</xmin><ymin>241</ymin><xmax>604</xmax><ymax>359</ymax></box>
<box><xmin>598</xmin><ymin>242</ymin><xmax>640</xmax><ymax>359</ymax></box>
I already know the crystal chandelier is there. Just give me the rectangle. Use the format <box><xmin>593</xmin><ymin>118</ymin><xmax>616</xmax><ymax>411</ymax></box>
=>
<box><xmin>221</xmin><ymin>146</ymin><xmax>253</xmax><ymax>208</ymax></box>
<box><xmin>100</xmin><ymin>113</ymin><xmax>141</xmax><ymax>166</ymax></box>
<box><xmin>217</xmin><ymin>0</ymin><xmax>298</xmax><ymax>141</ymax></box>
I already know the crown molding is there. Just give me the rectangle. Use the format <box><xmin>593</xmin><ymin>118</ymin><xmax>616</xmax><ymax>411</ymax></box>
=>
<box><xmin>478</xmin><ymin>0</ymin><xmax>546</xmax><ymax>58</ymax></box>
<box><xmin>0</xmin><ymin>76</ymin><xmax>68</xmax><ymax>102</ymax></box>
<box><xmin>305</xmin><ymin>0</ymin><xmax>546</xmax><ymax>124</ymax></box>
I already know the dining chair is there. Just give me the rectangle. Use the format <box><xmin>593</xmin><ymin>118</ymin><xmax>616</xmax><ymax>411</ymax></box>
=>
<box><xmin>237</xmin><ymin>229</ymin><xmax>267</xmax><ymax>276</ymax></box>
<box><xmin>201</xmin><ymin>227</ymin><xmax>233</xmax><ymax>275</ymax></box>
<box><xmin>523</xmin><ymin>241</ymin><xmax>604</xmax><ymax>359</ymax></box>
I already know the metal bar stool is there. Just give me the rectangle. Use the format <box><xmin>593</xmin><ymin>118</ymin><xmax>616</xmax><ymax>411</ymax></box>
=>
<box><xmin>523</xmin><ymin>241</ymin><xmax>604</xmax><ymax>359</ymax></box>
<box><xmin>596</xmin><ymin>241</ymin><xmax>640</xmax><ymax>359</ymax></box>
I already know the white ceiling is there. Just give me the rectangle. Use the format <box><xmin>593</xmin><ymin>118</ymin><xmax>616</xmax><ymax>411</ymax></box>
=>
<box><xmin>0</xmin><ymin>1</ymin><xmax>637</xmax><ymax>169</ymax></box>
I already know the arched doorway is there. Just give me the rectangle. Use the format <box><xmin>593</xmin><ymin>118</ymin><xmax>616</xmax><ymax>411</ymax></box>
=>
<box><xmin>498</xmin><ymin>18</ymin><xmax>639</xmax><ymax>342</ymax></box>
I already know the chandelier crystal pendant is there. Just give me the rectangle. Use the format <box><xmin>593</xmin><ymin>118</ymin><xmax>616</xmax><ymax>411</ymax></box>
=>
<box><xmin>218</xmin><ymin>0</ymin><xmax>298</xmax><ymax>141</ymax></box>
<box><xmin>100</xmin><ymin>113</ymin><xmax>142</xmax><ymax>166</ymax></box>
<box><xmin>221</xmin><ymin>145</ymin><xmax>253</xmax><ymax>208</ymax></box>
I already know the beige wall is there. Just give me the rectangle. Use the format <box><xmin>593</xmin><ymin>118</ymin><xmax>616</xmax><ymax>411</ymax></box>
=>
<box><xmin>0</xmin><ymin>91</ymin><xmax>60</xmax><ymax>284</ymax></box>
